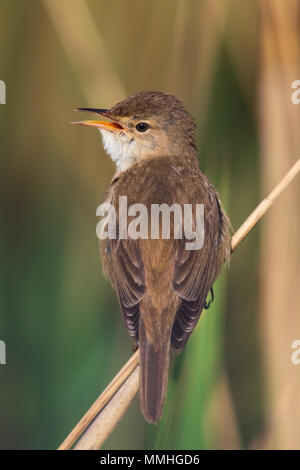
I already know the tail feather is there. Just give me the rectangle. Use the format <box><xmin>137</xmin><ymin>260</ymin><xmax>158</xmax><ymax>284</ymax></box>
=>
<box><xmin>139</xmin><ymin>316</ymin><xmax>170</xmax><ymax>423</ymax></box>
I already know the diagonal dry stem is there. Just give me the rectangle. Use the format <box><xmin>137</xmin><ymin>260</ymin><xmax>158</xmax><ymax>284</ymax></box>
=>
<box><xmin>58</xmin><ymin>350</ymin><xmax>138</xmax><ymax>450</ymax></box>
<box><xmin>231</xmin><ymin>159</ymin><xmax>300</xmax><ymax>251</ymax></box>
<box><xmin>58</xmin><ymin>158</ymin><xmax>300</xmax><ymax>450</ymax></box>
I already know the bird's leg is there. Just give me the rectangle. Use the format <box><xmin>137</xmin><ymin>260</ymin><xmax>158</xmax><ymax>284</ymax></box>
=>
<box><xmin>204</xmin><ymin>287</ymin><xmax>214</xmax><ymax>310</ymax></box>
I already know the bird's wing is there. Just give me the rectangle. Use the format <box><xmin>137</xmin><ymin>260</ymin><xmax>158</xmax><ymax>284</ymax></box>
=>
<box><xmin>111</xmin><ymin>238</ymin><xmax>145</xmax><ymax>341</ymax></box>
<box><xmin>171</xmin><ymin>197</ymin><xmax>223</xmax><ymax>354</ymax></box>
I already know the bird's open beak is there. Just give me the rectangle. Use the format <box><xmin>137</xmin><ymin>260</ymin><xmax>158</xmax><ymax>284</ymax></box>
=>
<box><xmin>71</xmin><ymin>107</ymin><xmax>125</xmax><ymax>132</ymax></box>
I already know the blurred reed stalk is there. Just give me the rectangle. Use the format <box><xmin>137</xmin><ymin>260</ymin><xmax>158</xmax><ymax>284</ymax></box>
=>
<box><xmin>257</xmin><ymin>0</ymin><xmax>300</xmax><ymax>449</ymax></box>
<box><xmin>43</xmin><ymin>0</ymin><xmax>127</xmax><ymax>105</ymax></box>
<box><xmin>58</xmin><ymin>158</ymin><xmax>300</xmax><ymax>450</ymax></box>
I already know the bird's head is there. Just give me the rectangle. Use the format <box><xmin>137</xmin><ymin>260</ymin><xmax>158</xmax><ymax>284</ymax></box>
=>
<box><xmin>72</xmin><ymin>91</ymin><xmax>196</xmax><ymax>172</ymax></box>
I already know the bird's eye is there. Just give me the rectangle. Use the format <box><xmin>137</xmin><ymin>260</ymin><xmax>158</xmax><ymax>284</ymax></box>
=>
<box><xmin>136</xmin><ymin>122</ymin><xmax>149</xmax><ymax>132</ymax></box>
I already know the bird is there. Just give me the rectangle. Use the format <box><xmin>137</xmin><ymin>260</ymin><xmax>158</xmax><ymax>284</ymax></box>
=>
<box><xmin>72</xmin><ymin>91</ymin><xmax>231</xmax><ymax>423</ymax></box>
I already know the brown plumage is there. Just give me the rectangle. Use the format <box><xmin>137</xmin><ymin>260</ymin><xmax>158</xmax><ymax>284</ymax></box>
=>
<box><xmin>74</xmin><ymin>91</ymin><xmax>231</xmax><ymax>423</ymax></box>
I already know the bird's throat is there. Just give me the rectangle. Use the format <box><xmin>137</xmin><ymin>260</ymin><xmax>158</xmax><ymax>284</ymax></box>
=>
<box><xmin>99</xmin><ymin>128</ymin><xmax>140</xmax><ymax>172</ymax></box>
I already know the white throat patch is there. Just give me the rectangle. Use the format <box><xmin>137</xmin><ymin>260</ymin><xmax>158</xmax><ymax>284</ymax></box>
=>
<box><xmin>99</xmin><ymin>129</ymin><xmax>139</xmax><ymax>172</ymax></box>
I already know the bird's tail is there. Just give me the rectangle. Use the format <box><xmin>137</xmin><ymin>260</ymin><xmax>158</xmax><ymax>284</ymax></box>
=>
<box><xmin>138</xmin><ymin>315</ymin><xmax>170</xmax><ymax>423</ymax></box>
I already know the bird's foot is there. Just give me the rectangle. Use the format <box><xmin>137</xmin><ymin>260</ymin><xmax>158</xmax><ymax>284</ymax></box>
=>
<box><xmin>204</xmin><ymin>287</ymin><xmax>214</xmax><ymax>310</ymax></box>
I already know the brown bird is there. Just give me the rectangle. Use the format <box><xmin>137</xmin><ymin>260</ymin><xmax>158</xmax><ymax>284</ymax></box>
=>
<box><xmin>73</xmin><ymin>91</ymin><xmax>231</xmax><ymax>423</ymax></box>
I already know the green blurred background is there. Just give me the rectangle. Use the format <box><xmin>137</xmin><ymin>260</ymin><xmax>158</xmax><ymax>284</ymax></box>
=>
<box><xmin>0</xmin><ymin>0</ymin><xmax>300</xmax><ymax>450</ymax></box>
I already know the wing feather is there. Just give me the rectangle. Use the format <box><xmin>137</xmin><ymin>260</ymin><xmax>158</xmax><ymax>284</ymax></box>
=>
<box><xmin>108</xmin><ymin>239</ymin><xmax>145</xmax><ymax>341</ymax></box>
<box><xmin>171</xmin><ymin>193</ymin><xmax>228</xmax><ymax>354</ymax></box>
